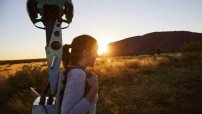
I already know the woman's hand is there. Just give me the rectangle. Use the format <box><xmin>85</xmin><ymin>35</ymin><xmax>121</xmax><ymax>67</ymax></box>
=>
<box><xmin>86</xmin><ymin>71</ymin><xmax>99</xmax><ymax>90</ymax></box>
<box><xmin>85</xmin><ymin>71</ymin><xmax>99</xmax><ymax>103</ymax></box>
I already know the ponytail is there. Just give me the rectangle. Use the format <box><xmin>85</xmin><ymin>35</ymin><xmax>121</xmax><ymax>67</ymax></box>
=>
<box><xmin>62</xmin><ymin>44</ymin><xmax>71</xmax><ymax>68</ymax></box>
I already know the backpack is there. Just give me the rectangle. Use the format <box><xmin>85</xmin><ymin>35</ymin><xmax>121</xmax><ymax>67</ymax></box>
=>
<box><xmin>55</xmin><ymin>65</ymin><xmax>89</xmax><ymax>114</ymax></box>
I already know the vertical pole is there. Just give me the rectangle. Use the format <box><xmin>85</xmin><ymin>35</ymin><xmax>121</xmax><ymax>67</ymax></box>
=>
<box><xmin>45</xmin><ymin>20</ymin><xmax>63</xmax><ymax>96</ymax></box>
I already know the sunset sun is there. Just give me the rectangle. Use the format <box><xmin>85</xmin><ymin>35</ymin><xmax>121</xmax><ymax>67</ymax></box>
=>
<box><xmin>97</xmin><ymin>40</ymin><xmax>109</xmax><ymax>56</ymax></box>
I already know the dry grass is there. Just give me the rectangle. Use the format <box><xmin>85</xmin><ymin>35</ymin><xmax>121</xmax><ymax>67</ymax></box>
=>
<box><xmin>0</xmin><ymin>53</ymin><xmax>202</xmax><ymax>114</ymax></box>
<box><xmin>93</xmin><ymin>54</ymin><xmax>202</xmax><ymax>114</ymax></box>
<box><xmin>0</xmin><ymin>62</ymin><xmax>47</xmax><ymax>77</ymax></box>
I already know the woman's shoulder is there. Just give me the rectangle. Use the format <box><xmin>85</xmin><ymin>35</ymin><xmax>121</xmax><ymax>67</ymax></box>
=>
<box><xmin>67</xmin><ymin>68</ymin><xmax>86</xmax><ymax>79</ymax></box>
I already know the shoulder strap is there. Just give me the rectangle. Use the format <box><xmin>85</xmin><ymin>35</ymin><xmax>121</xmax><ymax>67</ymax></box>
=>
<box><xmin>63</xmin><ymin>64</ymin><xmax>86</xmax><ymax>76</ymax></box>
<box><xmin>63</xmin><ymin>65</ymin><xmax>86</xmax><ymax>83</ymax></box>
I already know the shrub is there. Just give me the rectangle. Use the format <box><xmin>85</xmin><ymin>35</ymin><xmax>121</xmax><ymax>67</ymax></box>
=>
<box><xmin>182</xmin><ymin>42</ymin><xmax>202</xmax><ymax>59</ymax></box>
<box><xmin>1</xmin><ymin>65</ymin><xmax>48</xmax><ymax>113</ymax></box>
<box><xmin>156</xmin><ymin>49</ymin><xmax>162</xmax><ymax>55</ymax></box>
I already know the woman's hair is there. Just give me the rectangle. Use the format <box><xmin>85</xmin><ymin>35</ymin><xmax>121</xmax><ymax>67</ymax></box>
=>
<box><xmin>62</xmin><ymin>34</ymin><xmax>97</xmax><ymax>68</ymax></box>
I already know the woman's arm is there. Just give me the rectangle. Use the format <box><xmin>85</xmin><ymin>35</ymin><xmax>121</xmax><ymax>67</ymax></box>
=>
<box><xmin>61</xmin><ymin>69</ymin><xmax>91</xmax><ymax>114</ymax></box>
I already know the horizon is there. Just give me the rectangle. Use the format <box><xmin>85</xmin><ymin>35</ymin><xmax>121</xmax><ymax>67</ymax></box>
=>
<box><xmin>0</xmin><ymin>30</ymin><xmax>201</xmax><ymax>61</ymax></box>
<box><xmin>1</xmin><ymin>0</ymin><xmax>202</xmax><ymax>60</ymax></box>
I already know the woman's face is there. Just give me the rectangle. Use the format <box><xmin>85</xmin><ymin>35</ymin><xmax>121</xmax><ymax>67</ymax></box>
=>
<box><xmin>87</xmin><ymin>43</ymin><xmax>98</xmax><ymax>67</ymax></box>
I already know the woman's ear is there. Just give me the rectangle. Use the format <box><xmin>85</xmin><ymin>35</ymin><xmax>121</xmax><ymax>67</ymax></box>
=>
<box><xmin>82</xmin><ymin>50</ymin><xmax>89</xmax><ymax>58</ymax></box>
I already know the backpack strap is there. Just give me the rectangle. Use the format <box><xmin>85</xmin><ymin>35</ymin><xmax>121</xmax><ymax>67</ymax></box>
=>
<box><xmin>62</xmin><ymin>64</ymin><xmax>86</xmax><ymax>90</ymax></box>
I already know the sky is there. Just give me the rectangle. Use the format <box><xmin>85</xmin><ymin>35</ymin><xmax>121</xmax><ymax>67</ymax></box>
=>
<box><xmin>0</xmin><ymin>0</ymin><xmax>202</xmax><ymax>60</ymax></box>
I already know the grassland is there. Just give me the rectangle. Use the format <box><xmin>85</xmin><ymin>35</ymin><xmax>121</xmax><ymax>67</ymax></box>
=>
<box><xmin>0</xmin><ymin>53</ymin><xmax>202</xmax><ymax>114</ymax></box>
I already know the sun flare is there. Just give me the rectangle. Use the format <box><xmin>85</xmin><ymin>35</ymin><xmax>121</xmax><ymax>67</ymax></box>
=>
<box><xmin>97</xmin><ymin>40</ymin><xmax>109</xmax><ymax>56</ymax></box>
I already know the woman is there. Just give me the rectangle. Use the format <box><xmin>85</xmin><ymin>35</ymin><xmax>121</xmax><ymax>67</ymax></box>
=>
<box><xmin>61</xmin><ymin>34</ymin><xmax>99</xmax><ymax>114</ymax></box>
